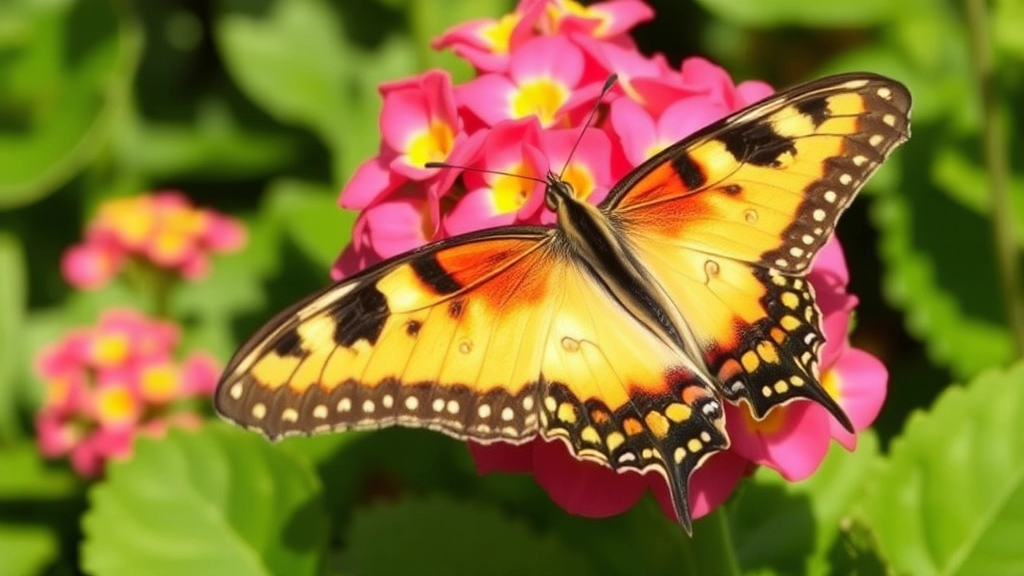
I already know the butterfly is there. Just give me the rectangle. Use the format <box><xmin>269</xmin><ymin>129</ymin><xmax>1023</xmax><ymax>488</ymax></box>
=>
<box><xmin>215</xmin><ymin>72</ymin><xmax>911</xmax><ymax>533</ymax></box>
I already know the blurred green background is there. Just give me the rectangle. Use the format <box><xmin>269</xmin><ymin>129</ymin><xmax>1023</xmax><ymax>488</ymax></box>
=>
<box><xmin>2</xmin><ymin>0</ymin><xmax>1023</xmax><ymax>575</ymax></box>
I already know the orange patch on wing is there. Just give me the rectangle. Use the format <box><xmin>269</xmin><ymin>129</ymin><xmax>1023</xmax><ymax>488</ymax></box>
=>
<box><xmin>590</xmin><ymin>409</ymin><xmax>611</xmax><ymax>424</ymax></box>
<box><xmin>619</xmin><ymin>162</ymin><xmax>689</xmax><ymax>208</ymax></box>
<box><xmin>680</xmin><ymin>383</ymin><xmax>711</xmax><ymax>405</ymax></box>
<box><xmin>622</xmin><ymin>417</ymin><xmax>644</xmax><ymax>436</ymax></box>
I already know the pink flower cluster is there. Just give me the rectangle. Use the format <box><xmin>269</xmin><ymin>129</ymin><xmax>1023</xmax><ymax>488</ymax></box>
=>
<box><xmin>35</xmin><ymin>309</ymin><xmax>220</xmax><ymax>477</ymax></box>
<box><xmin>334</xmin><ymin>0</ymin><xmax>888</xmax><ymax>525</ymax></box>
<box><xmin>61</xmin><ymin>191</ymin><xmax>246</xmax><ymax>289</ymax></box>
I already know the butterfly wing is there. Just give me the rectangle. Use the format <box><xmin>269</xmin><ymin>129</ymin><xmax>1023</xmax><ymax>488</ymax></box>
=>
<box><xmin>215</xmin><ymin>227</ymin><xmax>727</xmax><ymax>531</ymax></box>
<box><xmin>603</xmin><ymin>73</ymin><xmax>911</xmax><ymax>424</ymax></box>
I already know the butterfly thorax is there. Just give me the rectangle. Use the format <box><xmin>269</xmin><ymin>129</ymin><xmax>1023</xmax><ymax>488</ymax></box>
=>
<box><xmin>545</xmin><ymin>173</ymin><xmax>712</xmax><ymax>380</ymax></box>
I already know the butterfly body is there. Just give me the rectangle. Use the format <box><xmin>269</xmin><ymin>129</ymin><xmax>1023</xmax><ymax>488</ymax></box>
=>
<box><xmin>216</xmin><ymin>73</ymin><xmax>911</xmax><ymax>532</ymax></box>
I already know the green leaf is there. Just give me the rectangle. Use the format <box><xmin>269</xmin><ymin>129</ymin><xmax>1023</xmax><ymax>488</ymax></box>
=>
<box><xmin>729</xmin><ymin>433</ymin><xmax>886</xmax><ymax>576</ymax></box>
<box><xmin>866</xmin><ymin>361</ymin><xmax>1024</xmax><ymax>576</ymax></box>
<box><xmin>113</xmin><ymin>97</ymin><xmax>302</xmax><ymax>181</ymax></box>
<box><xmin>0</xmin><ymin>524</ymin><xmax>59</xmax><ymax>576</ymax></box>
<box><xmin>265</xmin><ymin>179</ymin><xmax>356</xmax><ymax>271</ymax></box>
<box><xmin>213</xmin><ymin>0</ymin><xmax>418</xmax><ymax>182</ymax></box>
<box><xmin>546</xmin><ymin>495</ymin><xmax>690</xmax><ymax>576</ymax></box>
<box><xmin>0</xmin><ymin>232</ymin><xmax>26</xmax><ymax>442</ymax></box>
<box><xmin>346</xmin><ymin>496</ymin><xmax>591</xmax><ymax>576</ymax></box>
<box><xmin>81</xmin><ymin>424</ymin><xmax>328</xmax><ymax>576</ymax></box>
<box><xmin>994</xmin><ymin>0</ymin><xmax>1024</xmax><ymax>60</ymax></box>
<box><xmin>0</xmin><ymin>442</ymin><xmax>78</xmax><ymax>499</ymax></box>
<box><xmin>0</xmin><ymin>0</ymin><xmax>139</xmax><ymax>208</ymax></box>
<box><xmin>932</xmin><ymin>145</ymin><xmax>1024</xmax><ymax>236</ymax></box>
<box><xmin>696</xmin><ymin>0</ymin><xmax>894</xmax><ymax>26</ymax></box>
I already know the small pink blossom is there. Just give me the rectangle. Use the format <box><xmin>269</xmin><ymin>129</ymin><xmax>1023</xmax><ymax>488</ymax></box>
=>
<box><xmin>60</xmin><ymin>191</ymin><xmax>247</xmax><ymax>290</ymax></box>
<box><xmin>456</xmin><ymin>36</ymin><xmax>602</xmax><ymax>129</ymax></box>
<box><xmin>34</xmin><ymin>309</ymin><xmax>221</xmax><ymax>478</ymax></box>
<box><xmin>332</xmin><ymin>0</ymin><xmax>888</xmax><ymax>527</ymax></box>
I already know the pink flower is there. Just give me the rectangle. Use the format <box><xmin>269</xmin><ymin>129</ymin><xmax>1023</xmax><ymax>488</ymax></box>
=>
<box><xmin>60</xmin><ymin>191</ymin><xmax>247</xmax><ymax>290</ymax></box>
<box><xmin>33</xmin><ymin>309</ymin><xmax>222</xmax><ymax>478</ymax></box>
<box><xmin>332</xmin><ymin>0</ymin><xmax>887</xmax><ymax>526</ymax></box>
<box><xmin>456</xmin><ymin>36</ymin><xmax>603</xmax><ymax>129</ymax></box>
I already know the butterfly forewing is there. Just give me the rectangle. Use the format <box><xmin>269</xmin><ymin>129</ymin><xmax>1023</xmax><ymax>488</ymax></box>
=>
<box><xmin>216</xmin><ymin>230</ymin><xmax>555</xmax><ymax>441</ymax></box>
<box><xmin>605</xmin><ymin>73</ymin><xmax>910</xmax><ymax>424</ymax></box>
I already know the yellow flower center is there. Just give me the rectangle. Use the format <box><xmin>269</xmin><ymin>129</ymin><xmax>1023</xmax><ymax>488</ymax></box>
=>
<box><xmin>141</xmin><ymin>363</ymin><xmax>179</xmax><ymax>403</ymax></box>
<box><xmin>93</xmin><ymin>334</ymin><xmax>129</xmax><ymax>366</ymax></box>
<box><xmin>101</xmin><ymin>198</ymin><xmax>153</xmax><ymax>246</ymax></box>
<box><xmin>481</xmin><ymin>13</ymin><xmax>518</xmax><ymax>54</ymax></box>
<box><xmin>511</xmin><ymin>79</ymin><xmax>569</xmax><ymax>127</ymax></box>
<box><xmin>491</xmin><ymin>164</ymin><xmax>535</xmax><ymax>214</ymax></box>
<box><xmin>821</xmin><ymin>368</ymin><xmax>841</xmax><ymax>400</ymax></box>
<box><xmin>546</xmin><ymin>0</ymin><xmax>611</xmax><ymax>36</ymax></box>
<box><xmin>97</xmin><ymin>386</ymin><xmax>136</xmax><ymax>425</ymax></box>
<box><xmin>406</xmin><ymin>121</ymin><xmax>455</xmax><ymax>167</ymax></box>
<box><xmin>151</xmin><ymin>230</ymin><xmax>190</xmax><ymax>261</ymax></box>
<box><xmin>741</xmin><ymin>401</ymin><xmax>787</xmax><ymax>435</ymax></box>
<box><xmin>560</xmin><ymin>163</ymin><xmax>596</xmax><ymax>202</ymax></box>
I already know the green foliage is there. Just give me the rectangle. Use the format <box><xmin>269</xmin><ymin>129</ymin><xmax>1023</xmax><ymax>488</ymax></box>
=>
<box><xmin>0</xmin><ymin>0</ymin><xmax>138</xmax><ymax>207</ymax></box>
<box><xmin>81</xmin><ymin>425</ymin><xmax>328</xmax><ymax>576</ymax></box>
<box><xmin>729</xmin><ymin>433</ymin><xmax>885</xmax><ymax>576</ymax></box>
<box><xmin>0</xmin><ymin>233</ymin><xmax>27</xmax><ymax>443</ymax></box>
<box><xmin>346</xmin><ymin>497</ymin><xmax>590</xmax><ymax>576</ymax></box>
<box><xmin>867</xmin><ymin>361</ymin><xmax>1024</xmax><ymax>576</ymax></box>
<box><xmin>2</xmin><ymin>0</ymin><xmax>1024</xmax><ymax>574</ymax></box>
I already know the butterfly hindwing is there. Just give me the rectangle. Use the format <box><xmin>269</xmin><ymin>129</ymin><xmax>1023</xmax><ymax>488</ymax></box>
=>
<box><xmin>604</xmin><ymin>73</ymin><xmax>910</xmax><ymax>424</ymax></box>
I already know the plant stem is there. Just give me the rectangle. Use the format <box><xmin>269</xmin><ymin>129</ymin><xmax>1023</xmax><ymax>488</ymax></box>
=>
<box><xmin>680</xmin><ymin>508</ymin><xmax>742</xmax><ymax>576</ymax></box>
<box><xmin>965</xmin><ymin>0</ymin><xmax>1024</xmax><ymax>358</ymax></box>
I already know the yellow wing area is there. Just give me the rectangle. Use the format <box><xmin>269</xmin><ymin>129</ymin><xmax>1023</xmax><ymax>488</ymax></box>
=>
<box><xmin>607</xmin><ymin>74</ymin><xmax>911</xmax><ymax>274</ymax></box>
<box><xmin>605</xmin><ymin>73</ymin><xmax>911</xmax><ymax>424</ymax></box>
<box><xmin>215</xmin><ymin>228</ymin><xmax>728</xmax><ymax>530</ymax></box>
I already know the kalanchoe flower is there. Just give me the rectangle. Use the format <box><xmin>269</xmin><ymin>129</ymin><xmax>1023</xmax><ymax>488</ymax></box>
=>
<box><xmin>333</xmin><ymin>0</ymin><xmax>888</xmax><ymax>526</ymax></box>
<box><xmin>34</xmin><ymin>309</ymin><xmax>219</xmax><ymax>477</ymax></box>
<box><xmin>61</xmin><ymin>191</ymin><xmax>246</xmax><ymax>289</ymax></box>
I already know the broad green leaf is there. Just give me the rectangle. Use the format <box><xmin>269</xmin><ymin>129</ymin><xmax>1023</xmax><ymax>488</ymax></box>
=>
<box><xmin>346</xmin><ymin>496</ymin><xmax>591</xmax><ymax>576</ymax></box>
<box><xmin>0</xmin><ymin>0</ymin><xmax>139</xmax><ymax>208</ymax></box>
<box><xmin>0</xmin><ymin>524</ymin><xmax>59</xmax><ymax>576</ymax></box>
<box><xmin>0</xmin><ymin>233</ymin><xmax>26</xmax><ymax>442</ymax></box>
<box><xmin>696</xmin><ymin>0</ymin><xmax>894</xmax><ymax>26</ymax></box>
<box><xmin>729</xmin><ymin>433</ymin><xmax>885</xmax><ymax>576</ymax></box>
<box><xmin>81</xmin><ymin>424</ymin><xmax>328</xmax><ymax>576</ymax></box>
<box><xmin>866</xmin><ymin>361</ymin><xmax>1024</xmax><ymax>576</ymax></box>
<box><xmin>265</xmin><ymin>179</ymin><xmax>356</xmax><ymax>270</ymax></box>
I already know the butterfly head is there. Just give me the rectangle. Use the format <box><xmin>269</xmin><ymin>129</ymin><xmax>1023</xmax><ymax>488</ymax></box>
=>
<box><xmin>543</xmin><ymin>172</ymin><xmax>576</xmax><ymax>213</ymax></box>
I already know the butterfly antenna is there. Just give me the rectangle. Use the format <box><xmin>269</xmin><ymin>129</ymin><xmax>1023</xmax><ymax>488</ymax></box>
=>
<box><xmin>558</xmin><ymin>74</ymin><xmax>619</xmax><ymax>180</ymax></box>
<box><xmin>424</xmin><ymin>161</ymin><xmax>548</xmax><ymax>186</ymax></box>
